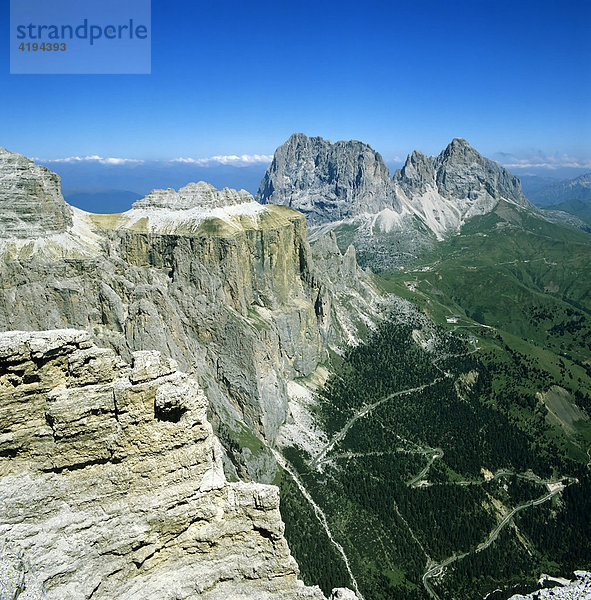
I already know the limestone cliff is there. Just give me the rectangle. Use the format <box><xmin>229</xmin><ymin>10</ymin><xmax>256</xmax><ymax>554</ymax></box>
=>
<box><xmin>0</xmin><ymin>147</ymin><xmax>72</xmax><ymax>238</ymax></box>
<box><xmin>0</xmin><ymin>329</ymin><xmax>351</xmax><ymax>600</ymax></box>
<box><xmin>256</xmin><ymin>133</ymin><xmax>402</xmax><ymax>225</ymax></box>
<box><xmin>0</xmin><ymin>149</ymin><xmax>380</xmax><ymax>481</ymax></box>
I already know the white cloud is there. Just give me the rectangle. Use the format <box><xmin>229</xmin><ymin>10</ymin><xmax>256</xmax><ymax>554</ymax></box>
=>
<box><xmin>37</xmin><ymin>154</ymin><xmax>273</xmax><ymax>167</ymax></box>
<box><xmin>170</xmin><ymin>154</ymin><xmax>273</xmax><ymax>166</ymax></box>
<box><xmin>100</xmin><ymin>157</ymin><xmax>144</xmax><ymax>165</ymax></box>
<box><xmin>40</xmin><ymin>156</ymin><xmax>144</xmax><ymax>165</ymax></box>
<box><xmin>494</xmin><ymin>152</ymin><xmax>591</xmax><ymax>170</ymax></box>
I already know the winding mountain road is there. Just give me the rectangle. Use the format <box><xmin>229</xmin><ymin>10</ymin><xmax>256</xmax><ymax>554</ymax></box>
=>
<box><xmin>422</xmin><ymin>483</ymin><xmax>569</xmax><ymax>600</ymax></box>
<box><xmin>312</xmin><ymin>378</ymin><xmax>443</xmax><ymax>470</ymax></box>
<box><xmin>407</xmin><ymin>448</ymin><xmax>444</xmax><ymax>487</ymax></box>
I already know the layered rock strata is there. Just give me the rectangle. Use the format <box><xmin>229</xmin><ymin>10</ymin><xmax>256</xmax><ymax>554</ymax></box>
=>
<box><xmin>133</xmin><ymin>181</ymin><xmax>255</xmax><ymax>211</ymax></box>
<box><xmin>0</xmin><ymin>147</ymin><xmax>72</xmax><ymax>238</ymax></box>
<box><xmin>0</xmin><ymin>148</ymin><xmax>380</xmax><ymax>481</ymax></box>
<box><xmin>0</xmin><ymin>329</ymin><xmax>349</xmax><ymax>600</ymax></box>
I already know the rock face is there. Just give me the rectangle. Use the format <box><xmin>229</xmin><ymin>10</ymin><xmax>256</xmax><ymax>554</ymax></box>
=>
<box><xmin>257</xmin><ymin>135</ymin><xmax>536</xmax><ymax>266</ymax></box>
<box><xmin>133</xmin><ymin>181</ymin><xmax>255</xmax><ymax>211</ymax></box>
<box><xmin>119</xmin><ymin>182</ymin><xmax>268</xmax><ymax>236</ymax></box>
<box><xmin>394</xmin><ymin>137</ymin><xmax>533</xmax><ymax>238</ymax></box>
<box><xmin>0</xmin><ymin>329</ymin><xmax>338</xmax><ymax>600</ymax></box>
<box><xmin>256</xmin><ymin>133</ymin><xmax>401</xmax><ymax>224</ymax></box>
<box><xmin>0</xmin><ymin>148</ymin><xmax>380</xmax><ymax>482</ymax></box>
<box><xmin>508</xmin><ymin>571</ymin><xmax>591</xmax><ymax>600</ymax></box>
<box><xmin>0</xmin><ymin>148</ymin><xmax>72</xmax><ymax>238</ymax></box>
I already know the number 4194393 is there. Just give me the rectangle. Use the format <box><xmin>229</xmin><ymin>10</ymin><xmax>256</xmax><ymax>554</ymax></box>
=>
<box><xmin>18</xmin><ymin>42</ymin><xmax>67</xmax><ymax>51</ymax></box>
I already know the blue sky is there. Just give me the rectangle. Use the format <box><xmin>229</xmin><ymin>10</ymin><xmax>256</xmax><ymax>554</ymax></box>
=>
<box><xmin>2</xmin><ymin>0</ymin><xmax>590</xmax><ymax>168</ymax></box>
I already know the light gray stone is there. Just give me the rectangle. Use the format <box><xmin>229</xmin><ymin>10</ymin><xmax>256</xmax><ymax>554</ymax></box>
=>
<box><xmin>0</xmin><ymin>148</ymin><xmax>72</xmax><ymax>239</ymax></box>
<box><xmin>0</xmin><ymin>330</ymin><xmax>332</xmax><ymax>600</ymax></box>
<box><xmin>393</xmin><ymin>137</ymin><xmax>534</xmax><ymax>238</ymax></box>
<box><xmin>133</xmin><ymin>181</ymin><xmax>254</xmax><ymax>211</ymax></box>
<box><xmin>257</xmin><ymin>133</ymin><xmax>400</xmax><ymax>224</ymax></box>
<box><xmin>508</xmin><ymin>571</ymin><xmax>591</xmax><ymax>600</ymax></box>
<box><xmin>329</xmin><ymin>589</ymin><xmax>358</xmax><ymax>600</ymax></box>
<box><xmin>0</xmin><ymin>154</ymin><xmax>380</xmax><ymax>476</ymax></box>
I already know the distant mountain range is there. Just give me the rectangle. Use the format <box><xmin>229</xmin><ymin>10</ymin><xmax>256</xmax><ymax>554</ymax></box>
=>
<box><xmin>526</xmin><ymin>172</ymin><xmax>591</xmax><ymax>206</ymax></box>
<box><xmin>521</xmin><ymin>172</ymin><xmax>591</xmax><ymax>227</ymax></box>
<box><xmin>36</xmin><ymin>149</ymin><xmax>591</xmax><ymax>219</ymax></box>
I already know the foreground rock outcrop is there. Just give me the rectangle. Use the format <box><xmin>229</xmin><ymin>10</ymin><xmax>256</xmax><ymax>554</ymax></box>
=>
<box><xmin>0</xmin><ymin>329</ymin><xmax>351</xmax><ymax>600</ymax></box>
<box><xmin>508</xmin><ymin>571</ymin><xmax>591</xmax><ymax>600</ymax></box>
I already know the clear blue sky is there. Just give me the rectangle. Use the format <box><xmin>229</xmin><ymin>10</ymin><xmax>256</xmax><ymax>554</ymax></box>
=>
<box><xmin>2</xmin><ymin>0</ymin><xmax>590</xmax><ymax>165</ymax></box>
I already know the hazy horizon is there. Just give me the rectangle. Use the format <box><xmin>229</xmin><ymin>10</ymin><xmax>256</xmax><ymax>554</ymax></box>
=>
<box><xmin>3</xmin><ymin>0</ymin><xmax>589</xmax><ymax>168</ymax></box>
<box><xmin>38</xmin><ymin>143</ymin><xmax>589</xmax><ymax>214</ymax></box>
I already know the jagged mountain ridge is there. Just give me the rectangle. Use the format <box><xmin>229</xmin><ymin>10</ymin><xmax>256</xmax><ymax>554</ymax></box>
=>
<box><xmin>394</xmin><ymin>137</ymin><xmax>532</xmax><ymax>237</ymax></box>
<box><xmin>257</xmin><ymin>134</ymin><xmax>537</xmax><ymax>257</ymax></box>
<box><xmin>0</xmin><ymin>147</ymin><xmax>72</xmax><ymax>238</ymax></box>
<box><xmin>256</xmin><ymin>133</ymin><xmax>401</xmax><ymax>225</ymax></box>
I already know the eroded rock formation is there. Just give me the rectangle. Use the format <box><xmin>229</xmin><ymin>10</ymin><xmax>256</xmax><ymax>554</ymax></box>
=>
<box><xmin>0</xmin><ymin>329</ymin><xmax>347</xmax><ymax>600</ymax></box>
<box><xmin>256</xmin><ymin>133</ymin><xmax>400</xmax><ymax>224</ymax></box>
<box><xmin>0</xmin><ymin>147</ymin><xmax>72</xmax><ymax>238</ymax></box>
<box><xmin>0</xmin><ymin>148</ymin><xmax>380</xmax><ymax>481</ymax></box>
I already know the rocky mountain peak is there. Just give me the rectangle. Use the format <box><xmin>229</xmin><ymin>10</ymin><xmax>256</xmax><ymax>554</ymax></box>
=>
<box><xmin>394</xmin><ymin>138</ymin><xmax>532</xmax><ymax>211</ymax></box>
<box><xmin>434</xmin><ymin>137</ymin><xmax>488</xmax><ymax>173</ymax></box>
<box><xmin>396</xmin><ymin>150</ymin><xmax>436</xmax><ymax>194</ymax></box>
<box><xmin>0</xmin><ymin>147</ymin><xmax>72</xmax><ymax>238</ymax></box>
<box><xmin>438</xmin><ymin>136</ymin><xmax>475</xmax><ymax>159</ymax></box>
<box><xmin>132</xmin><ymin>181</ymin><xmax>254</xmax><ymax>211</ymax></box>
<box><xmin>433</xmin><ymin>138</ymin><xmax>530</xmax><ymax>206</ymax></box>
<box><xmin>256</xmin><ymin>133</ymin><xmax>398</xmax><ymax>225</ymax></box>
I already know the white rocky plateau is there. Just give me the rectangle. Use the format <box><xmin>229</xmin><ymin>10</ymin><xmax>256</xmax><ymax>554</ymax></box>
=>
<box><xmin>120</xmin><ymin>181</ymin><xmax>269</xmax><ymax>234</ymax></box>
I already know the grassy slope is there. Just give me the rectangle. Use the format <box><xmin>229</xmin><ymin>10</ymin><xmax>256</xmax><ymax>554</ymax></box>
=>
<box><xmin>378</xmin><ymin>202</ymin><xmax>591</xmax><ymax>452</ymax></box>
<box><xmin>279</xmin><ymin>203</ymin><xmax>591</xmax><ymax>600</ymax></box>
<box><xmin>544</xmin><ymin>199</ymin><xmax>591</xmax><ymax>226</ymax></box>
<box><xmin>378</xmin><ymin>203</ymin><xmax>591</xmax><ymax>363</ymax></box>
